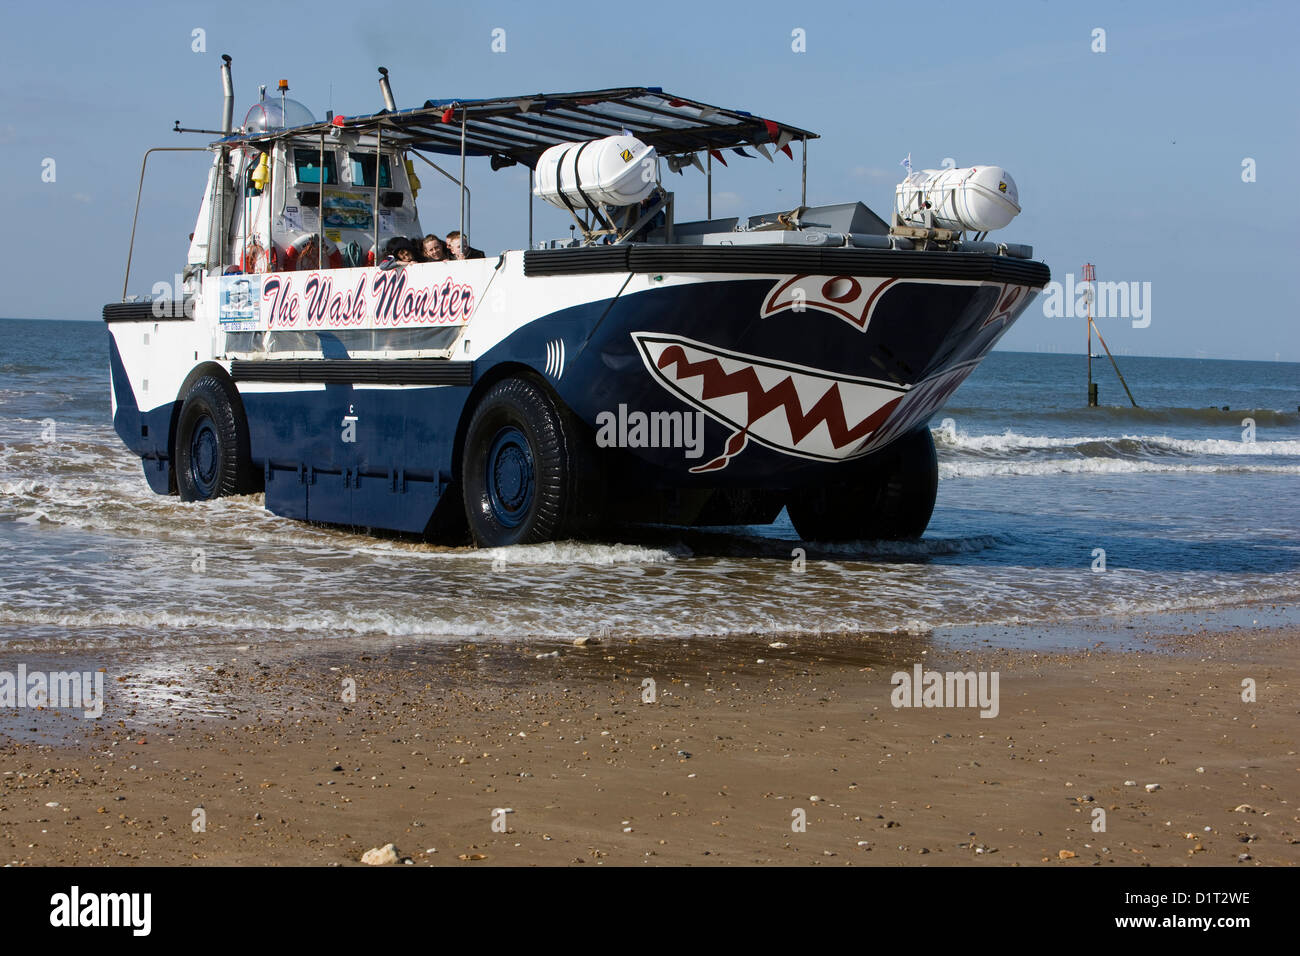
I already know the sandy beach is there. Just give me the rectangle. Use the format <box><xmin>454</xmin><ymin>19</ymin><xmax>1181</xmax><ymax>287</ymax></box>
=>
<box><xmin>2</xmin><ymin>621</ymin><xmax>1295</xmax><ymax>867</ymax></box>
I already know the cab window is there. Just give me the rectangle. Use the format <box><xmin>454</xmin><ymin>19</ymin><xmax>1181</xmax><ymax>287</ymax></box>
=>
<box><xmin>349</xmin><ymin>152</ymin><xmax>392</xmax><ymax>188</ymax></box>
<box><xmin>294</xmin><ymin>149</ymin><xmax>338</xmax><ymax>185</ymax></box>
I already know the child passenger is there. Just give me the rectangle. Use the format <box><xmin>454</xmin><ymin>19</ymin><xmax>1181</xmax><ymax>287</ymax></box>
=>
<box><xmin>445</xmin><ymin>231</ymin><xmax>484</xmax><ymax>260</ymax></box>
<box><xmin>422</xmin><ymin>235</ymin><xmax>449</xmax><ymax>262</ymax></box>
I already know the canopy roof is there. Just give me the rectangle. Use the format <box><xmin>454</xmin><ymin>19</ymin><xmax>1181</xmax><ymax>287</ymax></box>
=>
<box><xmin>217</xmin><ymin>86</ymin><xmax>818</xmax><ymax>167</ymax></box>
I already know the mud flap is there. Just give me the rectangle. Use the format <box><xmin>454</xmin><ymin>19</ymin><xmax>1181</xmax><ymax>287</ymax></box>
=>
<box><xmin>263</xmin><ymin>462</ymin><xmax>309</xmax><ymax>522</ymax></box>
<box><xmin>351</xmin><ymin>469</ymin><xmax>442</xmax><ymax>534</ymax></box>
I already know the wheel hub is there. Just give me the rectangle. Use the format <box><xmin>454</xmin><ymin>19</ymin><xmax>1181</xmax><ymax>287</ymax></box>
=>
<box><xmin>190</xmin><ymin>417</ymin><xmax>219</xmax><ymax>496</ymax></box>
<box><xmin>486</xmin><ymin>427</ymin><xmax>535</xmax><ymax>527</ymax></box>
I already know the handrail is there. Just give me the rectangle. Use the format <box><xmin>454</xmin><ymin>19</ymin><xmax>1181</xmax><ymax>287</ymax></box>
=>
<box><xmin>409</xmin><ymin>149</ymin><xmax>471</xmax><ymax>245</ymax></box>
<box><xmin>123</xmin><ymin>147</ymin><xmax>209</xmax><ymax>302</ymax></box>
<box><xmin>459</xmin><ymin>108</ymin><xmax>467</xmax><ymax>248</ymax></box>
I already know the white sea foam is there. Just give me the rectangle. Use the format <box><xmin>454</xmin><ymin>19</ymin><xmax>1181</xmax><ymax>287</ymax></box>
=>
<box><xmin>1157</xmin><ymin>436</ymin><xmax>1300</xmax><ymax>456</ymax></box>
<box><xmin>940</xmin><ymin>459</ymin><xmax>1300</xmax><ymax>479</ymax></box>
<box><xmin>933</xmin><ymin>426</ymin><xmax>1300</xmax><ymax>457</ymax></box>
<box><xmin>0</xmin><ymin>603</ymin><xmax>486</xmax><ymax>639</ymax></box>
<box><xmin>6</xmin><ymin>566</ymin><xmax>1297</xmax><ymax>650</ymax></box>
<box><xmin>473</xmin><ymin>540</ymin><xmax>688</xmax><ymax>565</ymax></box>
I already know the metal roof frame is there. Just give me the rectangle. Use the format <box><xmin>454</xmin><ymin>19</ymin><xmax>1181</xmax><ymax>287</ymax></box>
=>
<box><xmin>215</xmin><ymin>86</ymin><xmax>818</xmax><ymax>168</ymax></box>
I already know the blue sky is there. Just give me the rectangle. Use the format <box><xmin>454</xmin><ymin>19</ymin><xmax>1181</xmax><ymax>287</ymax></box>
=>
<box><xmin>1</xmin><ymin>0</ymin><xmax>1295</xmax><ymax>360</ymax></box>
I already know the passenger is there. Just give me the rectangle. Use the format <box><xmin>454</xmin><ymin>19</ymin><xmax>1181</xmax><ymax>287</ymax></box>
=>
<box><xmin>445</xmin><ymin>230</ymin><xmax>485</xmax><ymax>260</ymax></box>
<box><xmin>384</xmin><ymin>237</ymin><xmax>418</xmax><ymax>265</ymax></box>
<box><xmin>422</xmin><ymin>234</ymin><xmax>449</xmax><ymax>262</ymax></box>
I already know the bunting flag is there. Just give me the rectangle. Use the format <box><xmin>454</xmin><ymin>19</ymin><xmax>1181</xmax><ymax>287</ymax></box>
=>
<box><xmin>689</xmin><ymin>153</ymin><xmax>706</xmax><ymax>173</ymax></box>
<box><xmin>763</xmin><ymin>119</ymin><xmax>780</xmax><ymax>142</ymax></box>
<box><xmin>698</xmin><ymin>106</ymin><xmax>717</xmax><ymax>119</ymax></box>
<box><xmin>750</xmin><ymin>141</ymin><xmax>773</xmax><ymax>162</ymax></box>
<box><xmin>709</xmin><ymin>149</ymin><xmax>728</xmax><ymax>167</ymax></box>
<box><xmin>732</xmin><ymin>147</ymin><xmax>754</xmax><ymax>159</ymax></box>
<box><xmin>514</xmin><ymin>99</ymin><xmax>535</xmax><ymax>113</ymax></box>
<box><xmin>774</xmin><ymin>129</ymin><xmax>794</xmax><ymax>159</ymax></box>
<box><xmin>440</xmin><ymin>107</ymin><xmax>454</xmax><ymax>123</ymax></box>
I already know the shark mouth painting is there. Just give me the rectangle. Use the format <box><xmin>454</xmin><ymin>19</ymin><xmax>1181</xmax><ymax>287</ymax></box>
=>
<box><xmin>631</xmin><ymin>332</ymin><xmax>908</xmax><ymax>473</ymax></box>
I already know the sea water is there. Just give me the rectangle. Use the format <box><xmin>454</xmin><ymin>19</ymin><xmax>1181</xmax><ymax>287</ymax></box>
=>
<box><xmin>2</xmin><ymin>318</ymin><xmax>1297</xmax><ymax>650</ymax></box>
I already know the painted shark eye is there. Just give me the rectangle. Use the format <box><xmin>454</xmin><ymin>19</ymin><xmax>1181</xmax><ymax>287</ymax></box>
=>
<box><xmin>821</xmin><ymin>276</ymin><xmax>861</xmax><ymax>303</ymax></box>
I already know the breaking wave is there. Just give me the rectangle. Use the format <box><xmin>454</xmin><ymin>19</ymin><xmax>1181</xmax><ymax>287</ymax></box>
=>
<box><xmin>940</xmin><ymin>458</ymin><xmax>1300</xmax><ymax>479</ymax></box>
<box><xmin>938</xmin><ymin>404</ymin><xmax>1300</xmax><ymax>429</ymax></box>
<box><xmin>932</xmin><ymin>424</ymin><xmax>1300</xmax><ymax>479</ymax></box>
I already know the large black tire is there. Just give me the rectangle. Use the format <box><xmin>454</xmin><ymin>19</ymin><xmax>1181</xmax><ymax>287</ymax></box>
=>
<box><xmin>461</xmin><ymin>377</ymin><xmax>597</xmax><ymax>547</ymax></box>
<box><xmin>787</xmin><ymin>428</ymin><xmax>939</xmax><ymax>541</ymax></box>
<box><xmin>174</xmin><ymin>375</ymin><xmax>257</xmax><ymax>502</ymax></box>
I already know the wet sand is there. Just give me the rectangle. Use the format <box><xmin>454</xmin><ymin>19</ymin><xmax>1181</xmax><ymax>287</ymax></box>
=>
<box><xmin>1</xmin><ymin>623</ymin><xmax>1296</xmax><ymax>866</ymax></box>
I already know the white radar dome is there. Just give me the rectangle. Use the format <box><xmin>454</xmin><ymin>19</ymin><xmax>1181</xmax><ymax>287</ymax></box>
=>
<box><xmin>243</xmin><ymin>97</ymin><xmax>316</xmax><ymax>133</ymax></box>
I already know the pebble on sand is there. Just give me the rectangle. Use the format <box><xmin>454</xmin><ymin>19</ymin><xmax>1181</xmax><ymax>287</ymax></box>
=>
<box><xmin>361</xmin><ymin>843</ymin><xmax>400</xmax><ymax>866</ymax></box>
<box><xmin>1145</xmin><ymin>783</ymin><xmax>1161</xmax><ymax>792</ymax></box>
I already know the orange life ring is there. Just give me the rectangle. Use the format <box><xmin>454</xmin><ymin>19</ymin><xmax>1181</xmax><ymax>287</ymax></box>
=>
<box><xmin>283</xmin><ymin>233</ymin><xmax>344</xmax><ymax>272</ymax></box>
<box><xmin>241</xmin><ymin>238</ymin><xmax>278</xmax><ymax>274</ymax></box>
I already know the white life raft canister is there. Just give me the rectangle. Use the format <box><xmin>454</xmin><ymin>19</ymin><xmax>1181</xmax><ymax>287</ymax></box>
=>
<box><xmin>895</xmin><ymin>166</ymin><xmax>1021</xmax><ymax>233</ymax></box>
<box><xmin>534</xmin><ymin>135</ymin><xmax>659</xmax><ymax>210</ymax></box>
